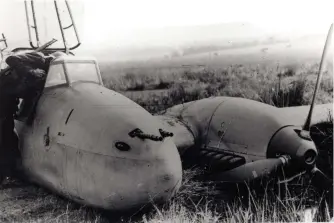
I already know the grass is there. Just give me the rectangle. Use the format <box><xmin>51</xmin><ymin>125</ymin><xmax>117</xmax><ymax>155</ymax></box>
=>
<box><xmin>142</xmin><ymin>169</ymin><xmax>333</xmax><ymax>223</ymax></box>
<box><xmin>0</xmin><ymin>179</ymin><xmax>102</xmax><ymax>222</ymax></box>
<box><xmin>1</xmin><ymin>167</ymin><xmax>332</xmax><ymax>222</ymax></box>
<box><xmin>102</xmin><ymin>62</ymin><xmax>333</xmax><ymax>113</ymax></box>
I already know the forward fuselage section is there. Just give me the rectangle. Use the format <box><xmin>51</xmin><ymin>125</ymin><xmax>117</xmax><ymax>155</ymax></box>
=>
<box><xmin>16</xmin><ymin>82</ymin><xmax>182</xmax><ymax>210</ymax></box>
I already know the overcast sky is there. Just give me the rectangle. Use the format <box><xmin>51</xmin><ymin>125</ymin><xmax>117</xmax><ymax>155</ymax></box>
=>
<box><xmin>0</xmin><ymin>0</ymin><xmax>333</xmax><ymax>50</ymax></box>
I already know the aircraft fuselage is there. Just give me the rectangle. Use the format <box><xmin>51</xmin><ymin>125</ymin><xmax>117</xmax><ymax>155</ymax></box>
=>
<box><xmin>15</xmin><ymin>82</ymin><xmax>182</xmax><ymax>210</ymax></box>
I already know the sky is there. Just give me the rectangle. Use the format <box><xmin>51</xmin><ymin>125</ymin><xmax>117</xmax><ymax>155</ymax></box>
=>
<box><xmin>0</xmin><ymin>0</ymin><xmax>333</xmax><ymax>50</ymax></box>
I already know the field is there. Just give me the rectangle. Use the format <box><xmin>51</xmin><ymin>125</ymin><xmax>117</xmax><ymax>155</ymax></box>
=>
<box><xmin>1</xmin><ymin>45</ymin><xmax>333</xmax><ymax>222</ymax></box>
<box><xmin>100</xmin><ymin>44</ymin><xmax>333</xmax><ymax>113</ymax></box>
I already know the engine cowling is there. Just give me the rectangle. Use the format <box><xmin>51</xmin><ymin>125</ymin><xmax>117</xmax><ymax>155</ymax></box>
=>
<box><xmin>267</xmin><ymin>126</ymin><xmax>318</xmax><ymax>167</ymax></box>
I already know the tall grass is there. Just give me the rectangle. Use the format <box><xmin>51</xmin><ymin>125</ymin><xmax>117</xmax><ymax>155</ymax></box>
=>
<box><xmin>142</xmin><ymin>169</ymin><xmax>332</xmax><ymax>223</ymax></box>
<box><xmin>103</xmin><ymin>63</ymin><xmax>333</xmax><ymax>113</ymax></box>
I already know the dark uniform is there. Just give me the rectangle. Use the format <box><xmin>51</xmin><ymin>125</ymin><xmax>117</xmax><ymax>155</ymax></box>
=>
<box><xmin>0</xmin><ymin>51</ymin><xmax>53</xmax><ymax>181</ymax></box>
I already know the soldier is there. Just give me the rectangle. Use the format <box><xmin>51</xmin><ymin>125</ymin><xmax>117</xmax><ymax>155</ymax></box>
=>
<box><xmin>0</xmin><ymin>51</ymin><xmax>54</xmax><ymax>182</ymax></box>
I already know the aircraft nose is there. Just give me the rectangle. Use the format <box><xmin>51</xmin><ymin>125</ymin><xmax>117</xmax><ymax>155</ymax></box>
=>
<box><xmin>68</xmin><ymin>86</ymin><xmax>183</xmax><ymax>210</ymax></box>
<box><xmin>100</xmin><ymin>138</ymin><xmax>182</xmax><ymax>211</ymax></box>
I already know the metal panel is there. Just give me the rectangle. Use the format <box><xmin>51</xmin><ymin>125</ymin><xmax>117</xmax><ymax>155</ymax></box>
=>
<box><xmin>205</xmin><ymin>97</ymin><xmax>285</xmax><ymax>160</ymax></box>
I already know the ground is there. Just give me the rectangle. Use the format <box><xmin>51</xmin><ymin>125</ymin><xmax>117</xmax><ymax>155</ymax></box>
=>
<box><xmin>0</xmin><ymin>168</ymin><xmax>332</xmax><ymax>222</ymax></box>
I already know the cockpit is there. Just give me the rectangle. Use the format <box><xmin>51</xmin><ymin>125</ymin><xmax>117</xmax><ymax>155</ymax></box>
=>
<box><xmin>45</xmin><ymin>56</ymin><xmax>103</xmax><ymax>87</ymax></box>
<box><xmin>15</xmin><ymin>55</ymin><xmax>103</xmax><ymax>122</ymax></box>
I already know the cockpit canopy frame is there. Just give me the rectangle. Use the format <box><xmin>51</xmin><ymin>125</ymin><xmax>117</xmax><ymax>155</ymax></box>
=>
<box><xmin>45</xmin><ymin>56</ymin><xmax>104</xmax><ymax>88</ymax></box>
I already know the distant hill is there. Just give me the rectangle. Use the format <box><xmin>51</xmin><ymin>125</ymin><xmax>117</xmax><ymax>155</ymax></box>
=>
<box><xmin>4</xmin><ymin>21</ymin><xmax>323</xmax><ymax>63</ymax></box>
<box><xmin>77</xmin><ymin>22</ymin><xmax>274</xmax><ymax>61</ymax></box>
